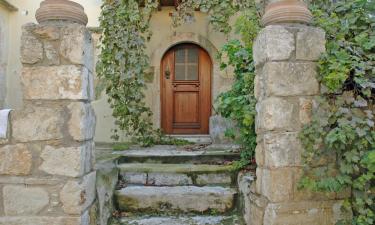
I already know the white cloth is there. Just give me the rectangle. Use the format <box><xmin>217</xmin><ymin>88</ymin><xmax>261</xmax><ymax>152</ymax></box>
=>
<box><xmin>0</xmin><ymin>109</ymin><xmax>12</xmax><ymax>139</ymax></box>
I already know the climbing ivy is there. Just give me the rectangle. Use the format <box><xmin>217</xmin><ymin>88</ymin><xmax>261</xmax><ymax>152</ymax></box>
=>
<box><xmin>172</xmin><ymin>0</ymin><xmax>257</xmax><ymax>34</ymax></box>
<box><xmin>215</xmin><ymin>5</ymin><xmax>261</xmax><ymax>169</ymax></box>
<box><xmin>96</xmin><ymin>0</ymin><xmax>159</xmax><ymax>146</ymax></box>
<box><xmin>97</xmin><ymin>0</ymin><xmax>258</xmax><ymax>146</ymax></box>
<box><xmin>299</xmin><ymin>0</ymin><xmax>375</xmax><ymax>224</ymax></box>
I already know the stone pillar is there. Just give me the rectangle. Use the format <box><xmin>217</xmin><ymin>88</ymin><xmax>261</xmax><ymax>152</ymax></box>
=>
<box><xmin>0</xmin><ymin>2</ymin><xmax>96</xmax><ymax>224</ymax></box>
<box><xmin>248</xmin><ymin>1</ymin><xmax>348</xmax><ymax>225</ymax></box>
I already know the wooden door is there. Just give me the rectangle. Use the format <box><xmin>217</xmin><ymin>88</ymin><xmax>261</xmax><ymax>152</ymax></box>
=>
<box><xmin>161</xmin><ymin>44</ymin><xmax>212</xmax><ymax>134</ymax></box>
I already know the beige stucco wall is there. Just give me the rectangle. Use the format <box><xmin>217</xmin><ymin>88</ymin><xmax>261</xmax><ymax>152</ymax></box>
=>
<box><xmin>0</xmin><ymin>5</ymin><xmax>10</xmax><ymax>108</ymax></box>
<box><xmin>2</xmin><ymin>1</ymin><xmax>236</xmax><ymax>143</ymax></box>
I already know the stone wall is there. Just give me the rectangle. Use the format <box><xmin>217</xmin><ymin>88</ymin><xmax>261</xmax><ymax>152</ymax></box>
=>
<box><xmin>248</xmin><ymin>24</ymin><xmax>349</xmax><ymax>225</ymax></box>
<box><xmin>0</xmin><ymin>21</ymin><xmax>96</xmax><ymax>225</ymax></box>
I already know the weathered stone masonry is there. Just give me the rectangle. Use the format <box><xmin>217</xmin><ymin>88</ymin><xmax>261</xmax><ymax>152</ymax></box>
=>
<box><xmin>0</xmin><ymin>21</ymin><xmax>96</xmax><ymax>225</ymax></box>
<box><xmin>245</xmin><ymin>24</ymin><xmax>349</xmax><ymax>225</ymax></box>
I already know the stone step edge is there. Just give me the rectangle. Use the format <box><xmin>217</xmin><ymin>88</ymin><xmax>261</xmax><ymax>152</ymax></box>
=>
<box><xmin>116</xmin><ymin>214</ymin><xmax>243</xmax><ymax>225</ymax></box>
<box><xmin>117</xmin><ymin>163</ymin><xmax>235</xmax><ymax>174</ymax></box>
<box><xmin>115</xmin><ymin>185</ymin><xmax>238</xmax><ymax>192</ymax></box>
<box><xmin>115</xmin><ymin>150</ymin><xmax>241</xmax><ymax>157</ymax></box>
<box><xmin>115</xmin><ymin>186</ymin><xmax>238</xmax><ymax>214</ymax></box>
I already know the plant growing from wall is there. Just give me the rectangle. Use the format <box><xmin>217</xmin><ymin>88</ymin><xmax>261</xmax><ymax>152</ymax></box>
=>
<box><xmin>299</xmin><ymin>0</ymin><xmax>375</xmax><ymax>224</ymax></box>
<box><xmin>215</xmin><ymin>7</ymin><xmax>261</xmax><ymax>169</ymax></box>
<box><xmin>97</xmin><ymin>0</ymin><xmax>259</xmax><ymax>146</ymax></box>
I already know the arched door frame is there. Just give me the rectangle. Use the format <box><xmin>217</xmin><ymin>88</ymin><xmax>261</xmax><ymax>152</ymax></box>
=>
<box><xmin>160</xmin><ymin>43</ymin><xmax>212</xmax><ymax>134</ymax></box>
<box><xmin>149</xmin><ymin>32</ymin><xmax>226</xmax><ymax>130</ymax></box>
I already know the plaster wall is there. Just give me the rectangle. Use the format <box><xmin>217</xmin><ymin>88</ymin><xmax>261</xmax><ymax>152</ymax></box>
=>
<box><xmin>0</xmin><ymin>5</ymin><xmax>10</xmax><ymax>108</ymax></box>
<box><xmin>2</xmin><ymin>1</ymin><xmax>236</xmax><ymax>143</ymax></box>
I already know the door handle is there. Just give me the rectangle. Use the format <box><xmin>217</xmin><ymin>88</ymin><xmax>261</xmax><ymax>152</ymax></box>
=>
<box><xmin>165</xmin><ymin>70</ymin><xmax>171</xmax><ymax>79</ymax></box>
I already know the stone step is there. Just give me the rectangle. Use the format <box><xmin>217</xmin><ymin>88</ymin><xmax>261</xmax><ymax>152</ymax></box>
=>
<box><xmin>167</xmin><ymin>135</ymin><xmax>212</xmax><ymax>144</ymax></box>
<box><xmin>119</xmin><ymin>163</ymin><xmax>235</xmax><ymax>186</ymax></box>
<box><xmin>115</xmin><ymin>145</ymin><xmax>240</xmax><ymax>164</ymax></box>
<box><xmin>115</xmin><ymin>186</ymin><xmax>237</xmax><ymax>214</ymax></box>
<box><xmin>116</xmin><ymin>215</ymin><xmax>243</xmax><ymax>225</ymax></box>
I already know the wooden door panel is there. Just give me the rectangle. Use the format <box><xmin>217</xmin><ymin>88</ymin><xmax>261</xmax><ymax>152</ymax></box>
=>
<box><xmin>174</xmin><ymin>92</ymin><xmax>199</xmax><ymax>124</ymax></box>
<box><xmin>161</xmin><ymin>44</ymin><xmax>211</xmax><ymax>134</ymax></box>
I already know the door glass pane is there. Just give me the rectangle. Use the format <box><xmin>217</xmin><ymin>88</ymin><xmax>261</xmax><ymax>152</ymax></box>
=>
<box><xmin>187</xmin><ymin>65</ymin><xmax>198</xmax><ymax>80</ymax></box>
<box><xmin>175</xmin><ymin>65</ymin><xmax>185</xmax><ymax>80</ymax></box>
<box><xmin>175</xmin><ymin>49</ymin><xmax>185</xmax><ymax>63</ymax></box>
<box><xmin>174</xmin><ymin>46</ymin><xmax>199</xmax><ymax>81</ymax></box>
<box><xmin>188</xmin><ymin>48</ymin><xmax>198</xmax><ymax>63</ymax></box>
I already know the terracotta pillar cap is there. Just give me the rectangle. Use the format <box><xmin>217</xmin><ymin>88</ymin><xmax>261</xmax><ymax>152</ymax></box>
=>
<box><xmin>35</xmin><ymin>0</ymin><xmax>88</xmax><ymax>25</ymax></box>
<box><xmin>261</xmin><ymin>0</ymin><xmax>313</xmax><ymax>26</ymax></box>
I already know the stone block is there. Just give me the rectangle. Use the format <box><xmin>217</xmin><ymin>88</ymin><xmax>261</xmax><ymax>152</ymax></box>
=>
<box><xmin>32</xmin><ymin>24</ymin><xmax>61</xmax><ymax>41</ymax></box>
<box><xmin>0</xmin><ymin>216</ymin><xmax>83</xmax><ymax>225</ymax></box>
<box><xmin>123</xmin><ymin>172</ymin><xmax>147</xmax><ymax>184</ymax></box>
<box><xmin>24</xmin><ymin>177</ymin><xmax>63</xmax><ymax>185</ymax></box>
<box><xmin>115</xmin><ymin>186</ymin><xmax>236</xmax><ymax>213</ymax></box>
<box><xmin>40</xmin><ymin>142</ymin><xmax>94</xmax><ymax>177</ymax></box>
<box><xmin>88</xmin><ymin>71</ymin><xmax>95</xmax><ymax>101</ymax></box>
<box><xmin>259</xmin><ymin>168</ymin><xmax>295</xmax><ymax>202</ymax></box>
<box><xmin>296</xmin><ymin>27</ymin><xmax>326</xmax><ymax>61</ymax></box>
<box><xmin>21</xmin><ymin>65</ymin><xmax>91</xmax><ymax>100</ymax></box>
<box><xmin>254</xmin><ymin>25</ymin><xmax>295</xmax><ymax>67</ymax></box>
<box><xmin>0</xmin><ymin>176</ymin><xmax>25</xmax><ymax>184</ymax></box>
<box><xmin>12</xmin><ymin>105</ymin><xmax>64</xmax><ymax>142</ymax></box>
<box><xmin>263</xmin><ymin>62</ymin><xmax>319</xmax><ymax>97</ymax></box>
<box><xmin>209</xmin><ymin>115</ymin><xmax>238</xmax><ymax>144</ymax></box>
<box><xmin>248</xmin><ymin>192</ymin><xmax>268</xmax><ymax>225</ymax></box>
<box><xmin>255</xmin><ymin>168</ymin><xmax>262</xmax><ymax>195</ymax></box>
<box><xmin>238</xmin><ymin>172</ymin><xmax>256</xmax><ymax>225</ymax></box>
<box><xmin>254</xmin><ymin>73</ymin><xmax>264</xmax><ymax>101</ymax></box>
<box><xmin>0</xmin><ymin>144</ymin><xmax>32</xmax><ymax>175</ymax></box>
<box><xmin>263</xmin><ymin>200</ymin><xmax>347</xmax><ymax>225</ymax></box>
<box><xmin>60</xmin><ymin>171</ymin><xmax>96</xmax><ymax>215</ymax></box>
<box><xmin>96</xmin><ymin>166</ymin><xmax>118</xmax><ymax>225</ymax></box>
<box><xmin>255</xmin><ymin>143</ymin><xmax>265</xmax><ymax>167</ymax></box>
<box><xmin>3</xmin><ymin>185</ymin><xmax>49</xmax><ymax>215</ymax></box>
<box><xmin>119</xmin><ymin>215</ymin><xmax>241</xmax><ymax>225</ymax></box>
<box><xmin>44</xmin><ymin>41</ymin><xmax>60</xmax><ymax>65</ymax></box>
<box><xmin>299</xmin><ymin>97</ymin><xmax>314</xmax><ymax>125</ymax></box>
<box><xmin>196</xmin><ymin>173</ymin><xmax>232</xmax><ymax>186</ymax></box>
<box><xmin>238</xmin><ymin>172</ymin><xmax>254</xmax><ymax>198</ymax></box>
<box><xmin>21</xmin><ymin>24</ymin><xmax>43</xmax><ymax>64</ymax></box>
<box><xmin>256</xmin><ymin>97</ymin><xmax>300</xmax><ymax>133</ymax></box>
<box><xmin>83</xmin><ymin>141</ymin><xmax>96</xmax><ymax>174</ymax></box>
<box><xmin>263</xmin><ymin>132</ymin><xmax>302</xmax><ymax>168</ymax></box>
<box><xmin>81</xmin><ymin>210</ymin><xmax>90</xmax><ymax>225</ymax></box>
<box><xmin>67</xmin><ymin>102</ymin><xmax>96</xmax><ymax>141</ymax></box>
<box><xmin>148</xmin><ymin>173</ymin><xmax>193</xmax><ymax>186</ymax></box>
<box><xmin>60</xmin><ymin>24</ymin><xmax>94</xmax><ymax>72</ymax></box>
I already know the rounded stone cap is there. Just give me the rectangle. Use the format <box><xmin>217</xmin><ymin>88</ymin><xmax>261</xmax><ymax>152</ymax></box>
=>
<box><xmin>261</xmin><ymin>0</ymin><xmax>313</xmax><ymax>26</ymax></box>
<box><xmin>35</xmin><ymin>0</ymin><xmax>88</xmax><ymax>25</ymax></box>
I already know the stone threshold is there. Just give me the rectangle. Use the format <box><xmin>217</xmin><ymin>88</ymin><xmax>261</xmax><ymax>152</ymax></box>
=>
<box><xmin>117</xmin><ymin>215</ymin><xmax>243</xmax><ymax>225</ymax></box>
<box><xmin>118</xmin><ymin>163</ymin><xmax>233</xmax><ymax>174</ymax></box>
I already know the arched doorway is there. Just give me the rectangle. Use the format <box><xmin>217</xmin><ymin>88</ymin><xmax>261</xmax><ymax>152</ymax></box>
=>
<box><xmin>161</xmin><ymin>43</ymin><xmax>212</xmax><ymax>134</ymax></box>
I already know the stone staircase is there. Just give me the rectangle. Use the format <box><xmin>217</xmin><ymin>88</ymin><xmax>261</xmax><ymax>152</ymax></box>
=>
<box><xmin>109</xmin><ymin>144</ymin><xmax>244</xmax><ymax>225</ymax></box>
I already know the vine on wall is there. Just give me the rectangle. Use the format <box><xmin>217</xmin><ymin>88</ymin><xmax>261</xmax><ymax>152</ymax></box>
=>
<box><xmin>96</xmin><ymin>0</ymin><xmax>159</xmax><ymax>146</ymax></box>
<box><xmin>215</xmin><ymin>7</ymin><xmax>261</xmax><ymax>169</ymax></box>
<box><xmin>299</xmin><ymin>1</ymin><xmax>375</xmax><ymax>224</ymax></box>
<box><xmin>172</xmin><ymin>0</ymin><xmax>259</xmax><ymax>34</ymax></box>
